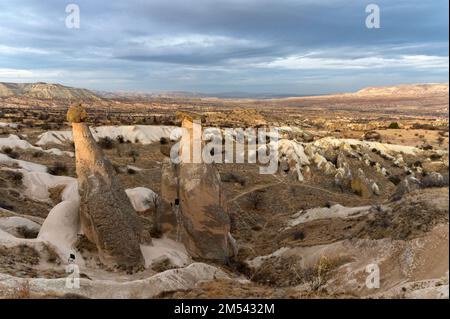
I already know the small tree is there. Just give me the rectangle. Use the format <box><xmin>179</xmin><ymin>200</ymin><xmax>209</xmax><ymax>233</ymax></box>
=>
<box><xmin>48</xmin><ymin>161</ymin><xmax>69</xmax><ymax>176</ymax></box>
<box><xmin>248</xmin><ymin>191</ymin><xmax>263</xmax><ymax>210</ymax></box>
<box><xmin>116</xmin><ymin>135</ymin><xmax>125</xmax><ymax>144</ymax></box>
<box><xmin>98</xmin><ymin>137</ymin><xmax>114</xmax><ymax>149</ymax></box>
<box><xmin>388</xmin><ymin>122</ymin><xmax>400</xmax><ymax>129</ymax></box>
<box><xmin>151</xmin><ymin>194</ymin><xmax>161</xmax><ymax>211</ymax></box>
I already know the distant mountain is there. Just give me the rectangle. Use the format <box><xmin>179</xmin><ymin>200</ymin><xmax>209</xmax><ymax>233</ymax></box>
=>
<box><xmin>1</xmin><ymin>81</ymin><xmax>447</xmax><ymax>102</ymax></box>
<box><xmin>208</xmin><ymin>92</ymin><xmax>311</xmax><ymax>99</ymax></box>
<box><xmin>94</xmin><ymin>90</ymin><xmax>311</xmax><ymax>100</ymax></box>
<box><xmin>94</xmin><ymin>90</ymin><xmax>209</xmax><ymax>100</ymax></box>
<box><xmin>354</xmin><ymin>83</ymin><xmax>449</xmax><ymax>97</ymax></box>
<box><xmin>0</xmin><ymin>82</ymin><xmax>101</xmax><ymax>100</ymax></box>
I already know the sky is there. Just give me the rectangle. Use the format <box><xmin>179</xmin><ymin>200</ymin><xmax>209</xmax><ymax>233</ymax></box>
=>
<box><xmin>0</xmin><ymin>0</ymin><xmax>448</xmax><ymax>95</ymax></box>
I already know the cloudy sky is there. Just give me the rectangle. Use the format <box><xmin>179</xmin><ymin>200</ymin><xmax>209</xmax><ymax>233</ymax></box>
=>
<box><xmin>0</xmin><ymin>0</ymin><xmax>448</xmax><ymax>95</ymax></box>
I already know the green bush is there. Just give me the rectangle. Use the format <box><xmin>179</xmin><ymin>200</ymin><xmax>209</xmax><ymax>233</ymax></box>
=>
<box><xmin>388</xmin><ymin>122</ymin><xmax>400</xmax><ymax>129</ymax></box>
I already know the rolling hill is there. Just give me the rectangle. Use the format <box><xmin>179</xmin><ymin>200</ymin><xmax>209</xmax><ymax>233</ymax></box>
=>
<box><xmin>0</xmin><ymin>82</ymin><xmax>101</xmax><ymax>100</ymax></box>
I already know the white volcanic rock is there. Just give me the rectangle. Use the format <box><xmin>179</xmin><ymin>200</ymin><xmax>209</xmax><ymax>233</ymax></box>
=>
<box><xmin>287</xmin><ymin>204</ymin><xmax>372</xmax><ymax>227</ymax></box>
<box><xmin>0</xmin><ymin>122</ymin><xmax>18</xmax><ymax>128</ymax></box>
<box><xmin>0</xmin><ymin>262</ymin><xmax>229</xmax><ymax>299</ymax></box>
<box><xmin>125</xmin><ymin>187</ymin><xmax>158</xmax><ymax>212</ymax></box>
<box><xmin>140</xmin><ymin>238</ymin><xmax>191</xmax><ymax>268</ymax></box>
<box><xmin>36</xmin><ymin>125</ymin><xmax>175</xmax><ymax>146</ymax></box>
<box><xmin>0</xmin><ymin>134</ymin><xmax>73</xmax><ymax>157</ymax></box>
<box><xmin>0</xmin><ymin>153</ymin><xmax>47</xmax><ymax>172</ymax></box>
<box><xmin>0</xmin><ymin>216</ymin><xmax>41</xmax><ymax>238</ymax></box>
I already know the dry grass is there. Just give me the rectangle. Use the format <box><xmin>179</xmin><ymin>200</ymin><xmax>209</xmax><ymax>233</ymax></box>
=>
<box><xmin>48</xmin><ymin>185</ymin><xmax>66</xmax><ymax>204</ymax></box>
<box><xmin>1</xmin><ymin>281</ymin><xmax>32</xmax><ymax>299</ymax></box>
<box><xmin>249</xmin><ymin>254</ymin><xmax>352</xmax><ymax>290</ymax></box>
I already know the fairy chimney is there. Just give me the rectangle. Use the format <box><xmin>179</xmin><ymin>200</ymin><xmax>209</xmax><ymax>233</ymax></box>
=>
<box><xmin>158</xmin><ymin>111</ymin><xmax>234</xmax><ymax>263</ymax></box>
<box><xmin>68</xmin><ymin>103</ymin><xmax>150</xmax><ymax>271</ymax></box>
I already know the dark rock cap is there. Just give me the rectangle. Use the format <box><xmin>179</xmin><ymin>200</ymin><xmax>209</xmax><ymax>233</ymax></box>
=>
<box><xmin>176</xmin><ymin>111</ymin><xmax>206</xmax><ymax>123</ymax></box>
<box><xmin>67</xmin><ymin>103</ymin><xmax>89</xmax><ymax>123</ymax></box>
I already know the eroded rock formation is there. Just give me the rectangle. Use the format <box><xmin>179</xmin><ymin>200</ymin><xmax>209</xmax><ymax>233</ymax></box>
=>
<box><xmin>68</xmin><ymin>104</ymin><xmax>150</xmax><ymax>271</ymax></box>
<box><xmin>158</xmin><ymin>112</ymin><xmax>234</xmax><ymax>263</ymax></box>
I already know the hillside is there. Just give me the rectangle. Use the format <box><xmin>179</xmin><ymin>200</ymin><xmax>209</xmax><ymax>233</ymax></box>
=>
<box><xmin>354</xmin><ymin>83</ymin><xmax>449</xmax><ymax>97</ymax></box>
<box><xmin>0</xmin><ymin>82</ymin><xmax>101</xmax><ymax>100</ymax></box>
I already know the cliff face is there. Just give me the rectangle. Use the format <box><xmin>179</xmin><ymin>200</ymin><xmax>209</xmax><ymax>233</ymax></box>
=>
<box><xmin>69</xmin><ymin>105</ymin><xmax>150</xmax><ymax>271</ymax></box>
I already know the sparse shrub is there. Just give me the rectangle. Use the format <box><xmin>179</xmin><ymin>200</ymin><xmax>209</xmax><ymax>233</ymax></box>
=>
<box><xmin>151</xmin><ymin>258</ymin><xmax>175</xmax><ymax>273</ymax></box>
<box><xmin>116</xmin><ymin>135</ymin><xmax>125</xmax><ymax>144</ymax></box>
<box><xmin>0</xmin><ymin>199</ymin><xmax>14</xmax><ymax>210</ymax></box>
<box><xmin>250</xmin><ymin>255</ymin><xmax>350</xmax><ymax>289</ymax></box>
<box><xmin>363</xmin><ymin>131</ymin><xmax>381</xmax><ymax>141</ymax></box>
<box><xmin>0</xmin><ymin>127</ymin><xmax>12</xmax><ymax>136</ymax></box>
<box><xmin>48</xmin><ymin>162</ymin><xmax>68</xmax><ymax>176</ymax></box>
<box><xmin>48</xmin><ymin>185</ymin><xmax>66</xmax><ymax>204</ymax></box>
<box><xmin>221</xmin><ymin>172</ymin><xmax>246</xmax><ymax>186</ymax></box>
<box><xmin>145</xmin><ymin>194</ymin><xmax>161</xmax><ymax>213</ymax></box>
<box><xmin>41</xmin><ymin>123</ymin><xmax>52</xmax><ymax>130</ymax></box>
<box><xmin>421</xmin><ymin>174</ymin><xmax>449</xmax><ymax>188</ymax></box>
<box><xmin>32</xmin><ymin>150</ymin><xmax>44</xmax><ymax>158</ymax></box>
<box><xmin>251</xmin><ymin>224</ymin><xmax>263</xmax><ymax>231</ymax></box>
<box><xmin>421</xmin><ymin>144</ymin><xmax>433</xmax><ymax>150</ymax></box>
<box><xmin>16</xmin><ymin>226</ymin><xmax>39</xmax><ymax>239</ymax></box>
<box><xmin>127</xmin><ymin>150</ymin><xmax>139</xmax><ymax>163</ymax></box>
<box><xmin>388</xmin><ymin>175</ymin><xmax>402</xmax><ymax>185</ymax></box>
<box><xmin>2</xmin><ymin>146</ymin><xmax>12</xmax><ymax>154</ymax></box>
<box><xmin>5</xmin><ymin>170</ymin><xmax>23</xmax><ymax>185</ymax></box>
<box><xmin>413</xmin><ymin>161</ymin><xmax>422</xmax><ymax>167</ymax></box>
<box><xmin>247</xmin><ymin>191</ymin><xmax>263</xmax><ymax>210</ymax></box>
<box><xmin>43</xmin><ymin>244</ymin><xmax>61</xmax><ymax>264</ymax></box>
<box><xmin>112</xmin><ymin>164</ymin><xmax>122</xmax><ymax>174</ymax></box>
<box><xmin>430</xmin><ymin>153</ymin><xmax>442</xmax><ymax>160</ymax></box>
<box><xmin>292</xmin><ymin>231</ymin><xmax>305</xmax><ymax>240</ymax></box>
<box><xmin>38</xmin><ymin>113</ymin><xmax>49</xmax><ymax>121</ymax></box>
<box><xmin>127</xmin><ymin>168</ymin><xmax>136</xmax><ymax>175</ymax></box>
<box><xmin>2</xmin><ymin>147</ymin><xmax>20</xmax><ymax>159</ymax></box>
<box><xmin>388</xmin><ymin>122</ymin><xmax>400</xmax><ymax>129</ymax></box>
<box><xmin>9</xmin><ymin>151</ymin><xmax>20</xmax><ymax>159</ymax></box>
<box><xmin>12</xmin><ymin>281</ymin><xmax>31</xmax><ymax>299</ymax></box>
<box><xmin>97</xmin><ymin>137</ymin><xmax>114</xmax><ymax>149</ymax></box>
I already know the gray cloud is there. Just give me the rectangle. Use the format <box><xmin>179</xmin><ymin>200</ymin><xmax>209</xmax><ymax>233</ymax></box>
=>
<box><xmin>0</xmin><ymin>0</ymin><xmax>448</xmax><ymax>94</ymax></box>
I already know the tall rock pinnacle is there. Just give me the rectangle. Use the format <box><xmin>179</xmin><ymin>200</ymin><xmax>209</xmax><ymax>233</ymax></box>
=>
<box><xmin>158</xmin><ymin>112</ymin><xmax>234</xmax><ymax>263</ymax></box>
<box><xmin>67</xmin><ymin>103</ymin><xmax>150</xmax><ymax>271</ymax></box>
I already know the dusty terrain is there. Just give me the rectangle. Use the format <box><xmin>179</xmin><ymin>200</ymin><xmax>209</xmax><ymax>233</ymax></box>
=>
<box><xmin>0</xmin><ymin>82</ymin><xmax>448</xmax><ymax>299</ymax></box>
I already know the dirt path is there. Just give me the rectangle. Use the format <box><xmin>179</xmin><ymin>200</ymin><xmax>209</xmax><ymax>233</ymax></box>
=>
<box><xmin>228</xmin><ymin>181</ymin><xmax>283</xmax><ymax>202</ymax></box>
<box><xmin>228</xmin><ymin>178</ymin><xmax>356</xmax><ymax>203</ymax></box>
